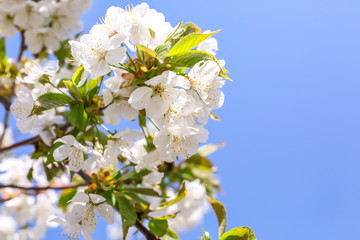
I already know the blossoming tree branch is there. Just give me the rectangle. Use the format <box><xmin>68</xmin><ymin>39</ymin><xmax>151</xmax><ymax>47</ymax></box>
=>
<box><xmin>0</xmin><ymin>1</ymin><xmax>255</xmax><ymax>240</ymax></box>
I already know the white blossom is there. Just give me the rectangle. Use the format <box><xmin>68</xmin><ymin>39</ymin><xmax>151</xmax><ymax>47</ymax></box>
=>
<box><xmin>69</xmin><ymin>24</ymin><xmax>127</xmax><ymax>79</ymax></box>
<box><xmin>53</xmin><ymin>192</ymin><xmax>114</xmax><ymax>240</ymax></box>
<box><xmin>128</xmin><ymin>71</ymin><xmax>190</xmax><ymax>119</ymax></box>
<box><xmin>21</xmin><ymin>60</ymin><xmax>59</xmax><ymax>84</ymax></box>
<box><xmin>53</xmin><ymin>135</ymin><xmax>90</xmax><ymax>172</ymax></box>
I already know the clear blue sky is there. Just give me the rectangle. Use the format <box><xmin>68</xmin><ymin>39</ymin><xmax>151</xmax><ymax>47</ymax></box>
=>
<box><xmin>4</xmin><ymin>0</ymin><xmax>360</xmax><ymax>239</ymax></box>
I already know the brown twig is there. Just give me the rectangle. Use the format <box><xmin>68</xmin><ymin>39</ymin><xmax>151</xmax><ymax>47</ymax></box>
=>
<box><xmin>17</xmin><ymin>30</ymin><xmax>26</xmax><ymax>62</ymax></box>
<box><xmin>135</xmin><ymin>219</ymin><xmax>160</xmax><ymax>240</ymax></box>
<box><xmin>0</xmin><ymin>183</ymin><xmax>88</xmax><ymax>191</ymax></box>
<box><xmin>78</xmin><ymin>170</ymin><xmax>92</xmax><ymax>184</ymax></box>
<box><xmin>0</xmin><ymin>95</ymin><xmax>11</xmax><ymax>110</ymax></box>
<box><xmin>0</xmin><ymin>135</ymin><xmax>41</xmax><ymax>153</ymax></box>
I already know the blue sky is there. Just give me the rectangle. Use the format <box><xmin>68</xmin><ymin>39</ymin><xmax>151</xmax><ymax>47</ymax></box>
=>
<box><xmin>4</xmin><ymin>0</ymin><xmax>360</xmax><ymax>239</ymax></box>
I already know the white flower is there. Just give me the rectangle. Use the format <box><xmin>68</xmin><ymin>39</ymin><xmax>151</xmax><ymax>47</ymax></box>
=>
<box><xmin>21</xmin><ymin>60</ymin><xmax>59</xmax><ymax>84</ymax></box>
<box><xmin>131</xmin><ymin>139</ymin><xmax>163</xmax><ymax>172</ymax></box>
<box><xmin>13</xmin><ymin>1</ymin><xmax>44</xmax><ymax>30</ymax></box>
<box><xmin>155</xmin><ymin>90</ymin><xmax>196</xmax><ymax>126</ymax></box>
<box><xmin>53</xmin><ymin>135</ymin><xmax>90</xmax><ymax>172</ymax></box>
<box><xmin>188</xmin><ymin>60</ymin><xmax>225</xmax><ymax>124</ymax></box>
<box><xmin>153</xmin><ymin>120</ymin><xmax>209</xmax><ymax>162</ymax></box>
<box><xmin>35</xmin><ymin>109</ymin><xmax>63</xmax><ymax>146</ymax></box>
<box><xmin>53</xmin><ymin>192</ymin><xmax>114</xmax><ymax>240</ymax></box>
<box><xmin>25</xmin><ymin>28</ymin><xmax>61</xmax><ymax>54</ymax></box>
<box><xmin>128</xmin><ymin>71</ymin><xmax>190</xmax><ymax>119</ymax></box>
<box><xmin>10</xmin><ymin>85</ymin><xmax>34</xmax><ymax>119</ymax></box>
<box><xmin>143</xmin><ymin>171</ymin><xmax>164</xmax><ymax>186</ymax></box>
<box><xmin>127</xmin><ymin>3</ymin><xmax>173</xmax><ymax>50</ymax></box>
<box><xmin>69</xmin><ymin>24</ymin><xmax>127</xmax><ymax>79</ymax></box>
<box><xmin>0</xmin><ymin>155</ymin><xmax>33</xmax><ymax>186</ymax></box>
<box><xmin>10</xmin><ymin>85</ymin><xmax>40</xmax><ymax>134</ymax></box>
<box><xmin>3</xmin><ymin>195</ymin><xmax>36</xmax><ymax>226</ymax></box>
<box><xmin>0</xmin><ymin>10</ymin><xmax>16</xmax><ymax>37</ymax></box>
<box><xmin>0</xmin><ymin>215</ymin><xmax>17</xmax><ymax>239</ymax></box>
<box><xmin>0</xmin><ymin>123</ymin><xmax>13</xmax><ymax>148</ymax></box>
<box><xmin>188</xmin><ymin>60</ymin><xmax>221</xmax><ymax>101</ymax></box>
<box><xmin>102</xmin><ymin>71</ymin><xmax>138</xmax><ymax>126</ymax></box>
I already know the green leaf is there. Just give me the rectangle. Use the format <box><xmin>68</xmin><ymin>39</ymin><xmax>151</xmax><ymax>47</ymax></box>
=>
<box><xmin>117</xmin><ymin>196</ymin><xmax>137</xmax><ymax>240</ymax></box>
<box><xmin>166</xmin><ymin>50</ymin><xmax>217</xmax><ymax>68</ymax></box>
<box><xmin>156</xmin><ymin>183</ymin><xmax>187</xmax><ymax>211</ymax></box>
<box><xmin>167</xmin><ymin>30</ymin><xmax>220</xmax><ymax>57</ymax></box>
<box><xmin>72</xmin><ymin>65</ymin><xmax>85</xmax><ymax>85</ymax></box>
<box><xmin>168</xmin><ymin>22</ymin><xmax>202</xmax><ymax>46</ymax></box>
<box><xmin>88</xmin><ymin>76</ymin><xmax>103</xmax><ymax>92</ymax></box>
<box><xmin>113</xmin><ymin>169</ymin><xmax>151</xmax><ymax>182</ymax></box>
<box><xmin>219</xmin><ymin>227</ymin><xmax>257</xmax><ymax>240</ymax></box>
<box><xmin>54</xmin><ymin>41</ymin><xmax>72</xmax><ymax>67</ymax></box>
<box><xmin>148</xmin><ymin>218</ymin><xmax>168</xmax><ymax>237</ymax></box>
<box><xmin>202</xmin><ymin>229</ymin><xmax>212</xmax><ymax>240</ymax></box>
<box><xmin>66</xmin><ymin>103</ymin><xmax>88</xmax><ymax>131</ymax></box>
<box><xmin>137</xmin><ymin>45</ymin><xmax>157</xmax><ymax>60</ymax></box>
<box><xmin>209</xmin><ymin>199</ymin><xmax>227</xmax><ymax>237</ymax></box>
<box><xmin>122</xmin><ymin>187</ymin><xmax>160</xmax><ymax>197</ymax></box>
<box><xmin>163</xmin><ymin>228</ymin><xmax>180</xmax><ymax>240</ymax></box>
<box><xmin>58</xmin><ymin>188</ymin><xmax>77</xmax><ymax>212</ymax></box>
<box><xmin>151</xmin><ymin>212</ymin><xmax>179</xmax><ymax>220</ymax></box>
<box><xmin>0</xmin><ymin>37</ymin><xmax>7</xmax><ymax>65</ymax></box>
<box><xmin>26</xmin><ymin>167</ymin><xmax>33</xmax><ymax>182</ymax></box>
<box><xmin>36</xmin><ymin>92</ymin><xmax>73</xmax><ymax>110</ymax></box>
<box><xmin>64</xmin><ymin>80</ymin><xmax>83</xmax><ymax>101</ymax></box>
<box><xmin>154</xmin><ymin>42</ymin><xmax>171</xmax><ymax>61</ymax></box>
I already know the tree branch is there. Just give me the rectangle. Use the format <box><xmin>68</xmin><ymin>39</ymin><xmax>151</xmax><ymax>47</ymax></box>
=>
<box><xmin>0</xmin><ymin>183</ymin><xmax>88</xmax><ymax>191</ymax></box>
<box><xmin>17</xmin><ymin>30</ymin><xmax>26</xmax><ymax>62</ymax></box>
<box><xmin>0</xmin><ymin>95</ymin><xmax>11</xmax><ymax>110</ymax></box>
<box><xmin>0</xmin><ymin>135</ymin><xmax>41</xmax><ymax>153</ymax></box>
<box><xmin>78</xmin><ymin>170</ymin><xmax>92</xmax><ymax>184</ymax></box>
<box><xmin>135</xmin><ymin>219</ymin><xmax>160</xmax><ymax>240</ymax></box>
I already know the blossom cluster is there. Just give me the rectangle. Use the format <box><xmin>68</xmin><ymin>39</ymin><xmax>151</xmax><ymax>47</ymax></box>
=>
<box><xmin>0</xmin><ymin>0</ymin><xmax>91</xmax><ymax>54</ymax></box>
<box><xmin>0</xmin><ymin>2</ymin><xmax>231</xmax><ymax>240</ymax></box>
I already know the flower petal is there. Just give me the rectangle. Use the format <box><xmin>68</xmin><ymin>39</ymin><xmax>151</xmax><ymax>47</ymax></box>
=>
<box><xmin>96</xmin><ymin>203</ymin><xmax>115</xmax><ymax>224</ymax></box>
<box><xmin>89</xmin><ymin>194</ymin><xmax>106</xmax><ymax>204</ymax></box>
<box><xmin>71</xmin><ymin>192</ymin><xmax>89</xmax><ymax>203</ymax></box>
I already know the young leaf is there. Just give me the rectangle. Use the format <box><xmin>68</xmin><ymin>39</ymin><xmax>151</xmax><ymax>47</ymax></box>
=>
<box><xmin>167</xmin><ymin>30</ymin><xmax>220</xmax><ymax>57</ymax></box>
<box><xmin>0</xmin><ymin>37</ymin><xmax>7</xmax><ymax>65</ymax></box>
<box><xmin>122</xmin><ymin>187</ymin><xmax>160</xmax><ymax>197</ymax></box>
<box><xmin>66</xmin><ymin>103</ymin><xmax>88</xmax><ymax>131</ymax></box>
<box><xmin>64</xmin><ymin>80</ymin><xmax>83</xmax><ymax>101</ymax></box>
<box><xmin>36</xmin><ymin>92</ymin><xmax>73</xmax><ymax>110</ymax></box>
<box><xmin>88</xmin><ymin>76</ymin><xmax>103</xmax><ymax>92</ymax></box>
<box><xmin>155</xmin><ymin>42</ymin><xmax>171</xmax><ymax>61</ymax></box>
<box><xmin>208</xmin><ymin>199</ymin><xmax>227</xmax><ymax>236</ymax></box>
<box><xmin>72</xmin><ymin>65</ymin><xmax>85</xmax><ymax>85</ymax></box>
<box><xmin>117</xmin><ymin>195</ymin><xmax>137</xmax><ymax>240</ymax></box>
<box><xmin>58</xmin><ymin>188</ymin><xmax>77</xmax><ymax>212</ymax></box>
<box><xmin>137</xmin><ymin>45</ymin><xmax>157</xmax><ymax>60</ymax></box>
<box><xmin>113</xmin><ymin>169</ymin><xmax>151</xmax><ymax>182</ymax></box>
<box><xmin>166</xmin><ymin>50</ymin><xmax>217</xmax><ymax>68</ymax></box>
<box><xmin>156</xmin><ymin>183</ymin><xmax>187</xmax><ymax>211</ymax></box>
<box><xmin>219</xmin><ymin>227</ymin><xmax>257</xmax><ymax>240</ymax></box>
<box><xmin>202</xmin><ymin>229</ymin><xmax>213</xmax><ymax>240</ymax></box>
<box><xmin>168</xmin><ymin>22</ymin><xmax>202</xmax><ymax>46</ymax></box>
<box><xmin>163</xmin><ymin>228</ymin><xmax>180</xmax><ymax>240</ymax></box>
<box><xmin>148</xmin><ymin>218</ymin><xmax>168</xmax><ymax>237</ymax></box>
<box><xmin>163</xmin><ymin>20</ymin><xmax>183</xmax><ymax>43</ymax></box>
